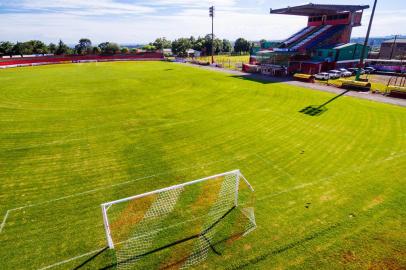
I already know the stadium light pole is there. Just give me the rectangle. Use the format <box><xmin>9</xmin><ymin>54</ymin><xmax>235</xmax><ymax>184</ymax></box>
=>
<box><xmin>356</xmin><ymin>0</ymin><xmax>378</xmax><ymax>81</ymax></box>
<box><xmin>209</xmin><ymin>6</ymin><xmax>215</xmax><ymax>64</ymax></box>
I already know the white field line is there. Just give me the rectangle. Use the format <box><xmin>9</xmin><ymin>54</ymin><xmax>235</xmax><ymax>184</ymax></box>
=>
<box><xmin>38</xmin><ymin>247</ymin><xmax>106</xmax><ymax>270</ymax></box>
<box><xmin>255</xmin><ymin>153</ymin><xmax>294</xmax><ymax>180</ymax></box>
<box><xmin>0</xmin><ymin>157</ymin><xmax>238</xmax><ymax>234</ymax></box>
<box><xmin>35</xmin><ymin>151</ymin><xmax>406</xmax><ymax>270</ymax></box>
<box><xmin>0</xmin><ymin>210</ymin><xmax>10</xmax><ymax>234</ymax></box>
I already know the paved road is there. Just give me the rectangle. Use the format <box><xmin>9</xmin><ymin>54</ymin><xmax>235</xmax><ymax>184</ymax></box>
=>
<box><xmin>183</xmin><ymin>63</ymin><xmax>406</xmax><ymax>108</ymax></box>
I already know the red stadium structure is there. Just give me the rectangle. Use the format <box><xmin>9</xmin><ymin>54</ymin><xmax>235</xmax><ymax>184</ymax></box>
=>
<box><xmin>250</xmin><ymin>3</ymin><xmax>370</xmax><ymax>75</ymax></box>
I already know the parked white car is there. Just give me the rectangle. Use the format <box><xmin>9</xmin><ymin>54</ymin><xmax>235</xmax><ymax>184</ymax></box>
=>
<box><xmin>327</xmin><ymin>70</ymin><xmax>341</xmax><ymax>79</ymax></box>
<box><xmin>315</xmin><ymin>72</ymin><xmax>331</xmax><ymax>80</ymax></box>
<box><xmin>338</xmin><ymin>68</ymin><xmax>352</xmax><ymax>77</ymax></box>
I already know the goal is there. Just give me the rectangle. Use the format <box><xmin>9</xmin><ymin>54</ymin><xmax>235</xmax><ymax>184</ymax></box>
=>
<box><xmin>101</xmin><ymin>170</ymin><xmax>256</xmax><ymax>269</ymax></box>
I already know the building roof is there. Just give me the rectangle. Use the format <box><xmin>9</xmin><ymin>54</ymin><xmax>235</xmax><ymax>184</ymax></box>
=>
<box><xmin>270</xmin><ymin>3</ymin><xmax>369</xmax><ymax>16</ymax></box>
<box><xmin>382</xmin><ymin>39</ymin><xmax>406</xmax><ymax>44</ymax></box>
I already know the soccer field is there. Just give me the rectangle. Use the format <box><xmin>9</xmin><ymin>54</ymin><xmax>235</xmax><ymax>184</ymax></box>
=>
<box><xmin>0</xmin><ymin>61</ymin><xmax>405</xmax><ymax>269</ymax></box>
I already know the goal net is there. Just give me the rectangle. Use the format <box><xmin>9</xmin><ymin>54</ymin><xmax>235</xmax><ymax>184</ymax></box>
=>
<box><xmin>101</xmin><ymin>170</ymin><xmax>256</xmax><ymax>269</ymax></box>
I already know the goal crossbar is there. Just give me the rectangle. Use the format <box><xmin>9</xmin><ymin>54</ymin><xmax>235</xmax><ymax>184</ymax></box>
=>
<box><xmin>102</xmin><ymin>170</ymin><xmax>251</xmax><ymax>208</ymax></box>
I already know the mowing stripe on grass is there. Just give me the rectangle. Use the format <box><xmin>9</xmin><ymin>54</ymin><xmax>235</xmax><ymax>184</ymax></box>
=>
<box><xmin>0</xmin><ymin>157</ymin><xmax>240</xmax><ymax>234</ymax></box>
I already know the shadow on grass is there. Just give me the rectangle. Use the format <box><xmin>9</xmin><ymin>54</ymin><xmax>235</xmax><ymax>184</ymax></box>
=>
<box><xmin>299</xmin><ymin>90</ymin><xmax>351</xmax><ymax>116</ymax></box>
<box><xmin>231</xmin><ymin>74</ymin><xmax>293</xmax><ymax>84</ymax></box>
<box><xmin>230</xmin><ymin>222</ymin><xmax>341</xmax><ymax>270</ymax></box>
<box><xmin>99</xmin><ymin>207</ymin><xmax>238</xmax><ymax>270</ymax></box>
<box><xmin>73</xmin><ymin>247</ymin><xmax>109</xmax><ymax>270</ymax></box>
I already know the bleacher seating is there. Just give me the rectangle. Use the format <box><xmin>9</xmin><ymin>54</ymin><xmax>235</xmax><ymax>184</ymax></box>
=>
<box><xmin>303</xmin><ymin>25</ymin><xmax>345</xmax><ymax>50</ymax></box>
<box><xmin>290</xmin><ymin>25</ymin><xmax>332</xmax><ymax>51</ymax></box>
<box><xmin>282</xmin><ymin>26</ymin><xmax>315</xmax><ymax>47</ymax></box>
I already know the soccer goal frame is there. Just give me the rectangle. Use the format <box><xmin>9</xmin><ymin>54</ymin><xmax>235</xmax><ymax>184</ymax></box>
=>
<box><xmin>101</xmin><ymin>169</ymin><xmax>254</xmax><ymax>250</ymax></box>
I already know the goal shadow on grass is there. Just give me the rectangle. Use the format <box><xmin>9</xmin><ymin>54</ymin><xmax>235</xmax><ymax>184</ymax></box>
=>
<box><xmin>299</xmin><ymin>90</ymin><xmax>351</xmax><ymax>116</ymax></box>
<box><xmin>72</xmin><ymin>247</ymin><xmax>109</xmax><ymax>270</ymax></box>
<box><xmin>99</xmin><ymin>205</ymin><xmax>254</xmax><ymax>269</ymax></box>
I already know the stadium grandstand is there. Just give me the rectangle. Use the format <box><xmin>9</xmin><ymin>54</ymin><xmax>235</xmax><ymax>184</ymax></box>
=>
<box><xmin>250</xmin><ymin>3</ymin><xmax>370</xmax><ymax>75</ymax></box>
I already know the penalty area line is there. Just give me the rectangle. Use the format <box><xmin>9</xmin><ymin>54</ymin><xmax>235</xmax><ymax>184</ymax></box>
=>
<box><xmin>38</xmin><ymin>247</ymin><xmax>106</xmax><ymax>270</ymax></box>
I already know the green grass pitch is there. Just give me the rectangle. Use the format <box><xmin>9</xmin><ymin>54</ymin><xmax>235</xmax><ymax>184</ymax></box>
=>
<box><xmin>0</xmin><ymin>61</ymin><xmax>405</xmax><ymax>269</ymax></box>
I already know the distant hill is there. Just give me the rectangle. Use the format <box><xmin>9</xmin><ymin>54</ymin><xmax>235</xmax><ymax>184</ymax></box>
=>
<box><xmin>351</xmin><ymin>35</ymin><xmax>406</xmax><ymax>49</ymax></box>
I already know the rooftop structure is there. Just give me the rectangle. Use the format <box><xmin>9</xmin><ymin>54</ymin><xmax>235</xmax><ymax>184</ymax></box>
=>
<box><xmin>270</xmin><ymin>3</ymin><xmax>369</xmax><ymax>16</ymax></box>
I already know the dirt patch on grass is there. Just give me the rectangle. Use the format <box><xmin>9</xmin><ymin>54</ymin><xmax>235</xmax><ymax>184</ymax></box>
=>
<box><xmin>320</xmin><ymin>194</ymin><xmax>333</xmax><ymax>202</ymax></box>
<box><xmin>110</xmin><ymin>195</ymin><xmax>156</xmax><ymax>242</ymax></box>
<box><xmin>225</xmin><ymin>233</ymin><xmax>243</xmax><ymax>245</ymax></box>
<box><xmin>367</xmin><ymin>258</ymin><xmax>403</xmax><ymax>270</ymax></box>
<box><xmin>342</xmin><ymin>251</ymin><xmax>357</xmax><ymax>263</ymax></box>
<box><xmin>364</xmin><ymin>195</ymin><xmax>385</xmax><ymax>211</ymax></box>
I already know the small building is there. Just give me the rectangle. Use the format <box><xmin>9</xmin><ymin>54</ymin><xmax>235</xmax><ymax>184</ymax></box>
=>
<box><xmin>186</xmin><ymin>49</ymin><xmax>201</xmax><ymax>57</ymax></box>
<box><xmin>313</xmin><ymin>43</ymin><xmax>370</xmax><ymax>62</ymax></box>
<box><xmin>379</xmin><ymin>39</ymin><xmax>406</xmax><ymax>59</ymax></box>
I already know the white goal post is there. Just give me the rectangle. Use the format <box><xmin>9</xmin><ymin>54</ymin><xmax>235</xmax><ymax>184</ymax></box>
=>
<box><xmin>101</xmin><ymin>170</ymin><xmax>256</xmax><ymax>269</ymax></box>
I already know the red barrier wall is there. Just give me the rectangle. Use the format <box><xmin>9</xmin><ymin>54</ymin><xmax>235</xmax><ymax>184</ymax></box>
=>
<box><xmin>0</xmin><ymin>53</ymin><xmax>164</xmax><ymax>67</ymax></box>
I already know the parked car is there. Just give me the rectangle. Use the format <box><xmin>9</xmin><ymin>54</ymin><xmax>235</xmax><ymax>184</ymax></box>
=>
<box><xmin>338</xmin><ymin>68</ymin><xmax>352</xmax><ymax>77</ymax></box>
<box><xmin>347</xmin><ymin>68</ymin><xmax>365</xmax><ymax>75</ymax></box>
<box><xmin>327</xmin><ymin>70</ymin><xmax>342</xmax><ymax>79</ymax></box>
<box><xmin>364</xmin><ymin>67</ymin><xmax>376</xmax><ymax>74</ymax></box>
<box><xmin>315</xmin><ymin>72</ymin><xmax>331</xmax><ymax>80</ymax></box>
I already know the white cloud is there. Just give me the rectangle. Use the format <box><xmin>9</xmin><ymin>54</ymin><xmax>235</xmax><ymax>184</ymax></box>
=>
<box><xmin>4</xmin><ymin>0</ymin><xmax>156</xmax><ymax>16</ymax></box>
<box><xmin>0</xmin><ymin>0</ymin><xmax>405</xmax><ymax>44</ymax></box>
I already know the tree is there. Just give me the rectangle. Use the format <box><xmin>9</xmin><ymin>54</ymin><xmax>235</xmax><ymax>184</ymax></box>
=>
<box><xmin>234</xmin><ymin>38</ymin><xmax>251</xmax><ymax>53</ymax></box>
<box><xmin>92</xmin><ymin>46</ymin><xmax>101</xmax><ymax>54</ymax></box>
<box><xmin>222</xmin><ymin>39</ymin><xmax>232</xmax><ymax>53</ymax></box>
<box><xmin>12</xmin><ymin>42</ymin><xmax>26</xmax><ymax>57</ymax></box>
<box><xmin>0</xmin><ymin>41</ymin><xmax>14</xmax><ymax>57</ymax></box>
<box><xmin>191</xmin><ymin>36</ymin><xmax>205</xmax><ymax>51</ymax></box>
<box><xmin>75</xmin><ymin>38</ymin><xmax>92</xmax><ymax>55</ymax></box>
<box><xmin>25</xmin><ymin>40</ymin><xmax>48</xmax><ymax>55</ymax></box>
<box><xmin>171</xmin><ymin>38</ymin><xmax>192</xmax><ymax>57</ymax></box>
<box><xmin>259</xmin><ymin>39</ymin><xmax>267</xmax><ymax>49</ymax></box>
<box><xmin>152</xmin><ymin>37</ymin><xmax>171</xmax><ymax>50</ymax></box>
<box><xmin>121</xmin><ymin>47</ymin><xmax>129</xmax><ymax>54</ymax></box>
<box><xmin>142</xmin><ymin>44</ymin><xmax>157</xmax><ymax>51</ymax></box>
<box><xmin>98</xmin><ymin>42</ymin><xmax>120</xmax><ymax>55</ymax></box>
<box><xmin>48</xmin><ymin>43</ymin><xmax>57</xmax><ymax>54</ymax></box>
<box><xmin>55</xmin><ymin>40</ymin><xmax>70</xmax><ymax>55</ymax></box>
<box><xmin>203</xmin><ymin>34</ymin><xmax>222</xmax><ymax>55</ymax></box>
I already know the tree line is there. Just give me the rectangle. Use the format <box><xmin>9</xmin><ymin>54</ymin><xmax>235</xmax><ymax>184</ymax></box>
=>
<box><xmin>0</xmin><ymin>36</ymin><xmax>253</xmax><ymax>57</ymax></box>
<box><xmin>0</xmin><ymin>39</ymin><xmax>136</xmax><ymax>57</ymax></box>
<box><xmin>149</xmin><ymin>36</ymin><xmax>253</xmax><ymax>57</ymax></box>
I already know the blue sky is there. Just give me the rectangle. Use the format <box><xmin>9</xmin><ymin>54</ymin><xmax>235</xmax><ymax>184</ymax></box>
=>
<box><xmin>0</xmin><ymin>0</ymin><xmax>404</xmax><ymax>44</ymax></box>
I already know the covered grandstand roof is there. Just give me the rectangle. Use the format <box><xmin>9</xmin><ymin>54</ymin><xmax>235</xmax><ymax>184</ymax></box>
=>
<box><xmin>270</xmin><ymin>3</ymin><xmax>369</xmax><ymax>16</ymax></box>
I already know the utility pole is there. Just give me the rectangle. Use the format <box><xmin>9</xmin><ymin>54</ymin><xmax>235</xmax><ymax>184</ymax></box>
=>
<box><xmin>209</xmin><ymin>6</ymin><xmax>215</xmax><ymax>64</ymax></box>
<box><xmin>356</xmin><ymin>0</ymin><xmax>378</xmax><ymax>81</ymax></box>
<box><xmin>389</xmin><ymin>34</ymin><xmax>398</xmax><ymax>60</ymax></box>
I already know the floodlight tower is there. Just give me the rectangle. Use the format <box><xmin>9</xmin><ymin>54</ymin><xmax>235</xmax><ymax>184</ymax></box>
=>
<box><xmin>209</xmin><ymin>6</ymin><xmax>215</xmax><ymax>64</ymax></box>
<box><xmin>356</xmin><ymin>0</ymin><xmax>378</xmax><ymax>81</ymax></box>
